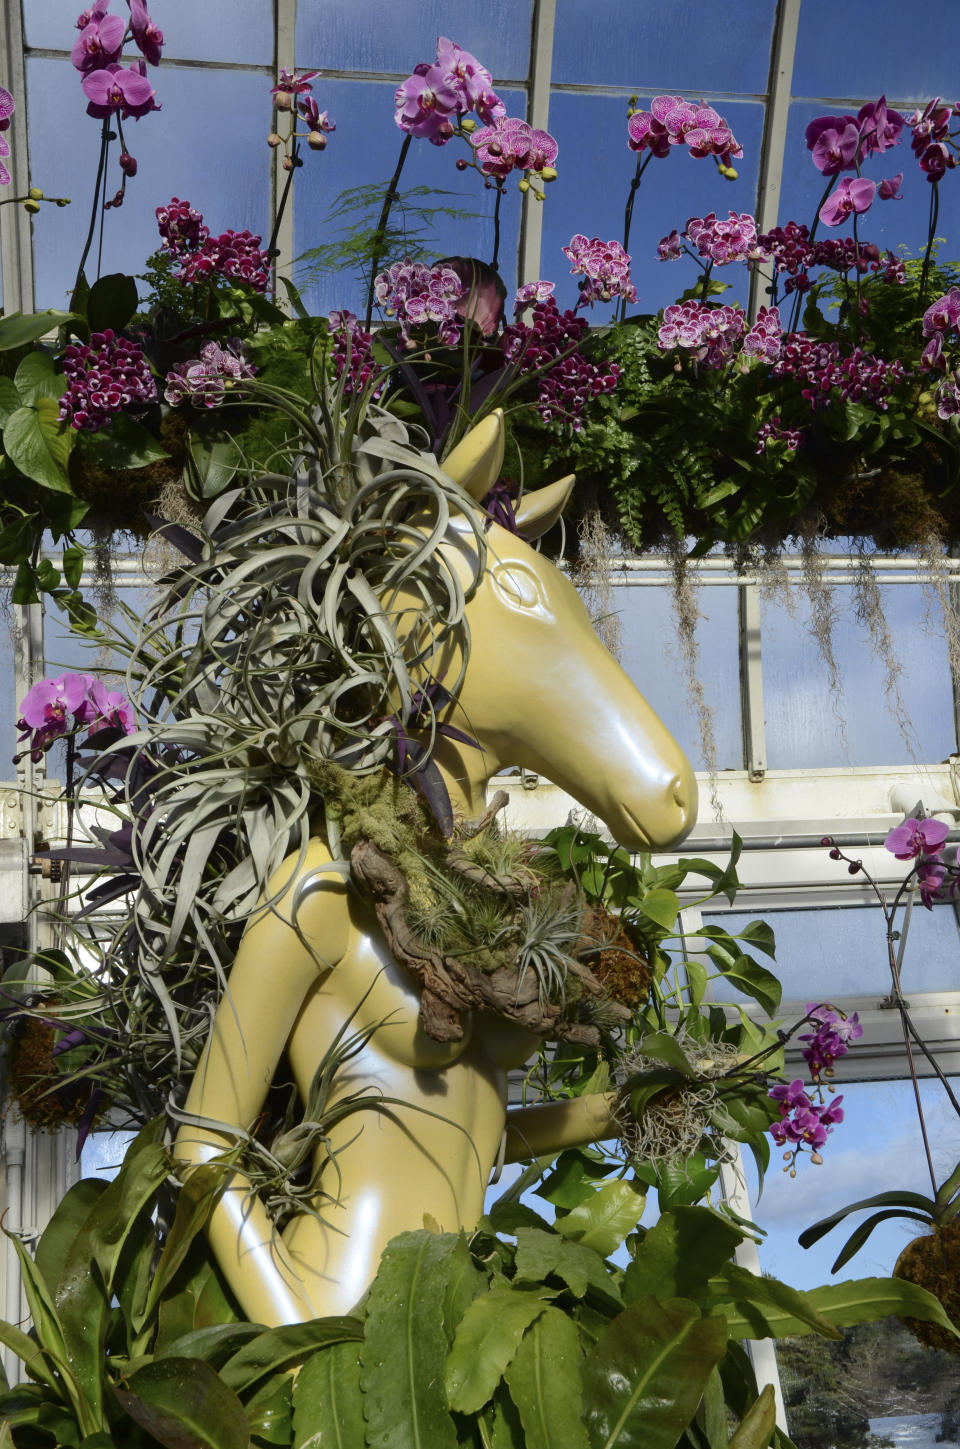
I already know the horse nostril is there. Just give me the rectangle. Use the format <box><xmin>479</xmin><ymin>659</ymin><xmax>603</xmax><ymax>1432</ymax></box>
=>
<box><xmin>671</xmin><ymin>777</ymin><xmax>687</xmax><ymax>812</ymax></box>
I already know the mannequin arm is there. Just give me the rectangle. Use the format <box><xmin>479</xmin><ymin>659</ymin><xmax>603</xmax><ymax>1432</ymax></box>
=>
<box><xmin>503</xmin><ymin>1092</ymin><xmax>618</xmax><ymax>1162</ymax></box>
<box><xmin>174</xmin><ymin>843</ymin><xmax>351</xmax><ymax>1325</ymax></box>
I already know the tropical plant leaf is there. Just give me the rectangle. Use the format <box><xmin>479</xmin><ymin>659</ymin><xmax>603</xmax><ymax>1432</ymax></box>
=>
<box><xmin>581</xmin><ymin>1297</ymin><xmax>728</xmax><ymax>1449</ymax></box>
<box><xmin>113</xmin><ymin>1357</ymin><xmax>249</xmax><ymax>1449</ymax></box>
<box><xmin>445</xmin><ymin>1282</ymin><xmax>554</xmax><ymax>1415</ymax></box>
<box><xmin>797</xmin><ymin>1190</ymin><xmax>937</xmax><ymax>1248</ymax></box>
<box><xmin>14</xmin><ymin>350</ymin><xmax>64</xmax><ymax>405</ymax></box>
<box><xmin>362</xmin><ymin>1230</ymin><xmax>463</xmax><ymax>1448</ymax></box>
<box><xmin>555</xmin><ymin>1180</ymin><xmax>646</xmax><ymax>1258</ymax></box>
<box><xmin>218</xmin><ymin>1317</ymin><xmax>362</xmax><ymax>1392</ymax></box>
<box><xmin>0</xmin><ymin>310</ymin><xmax>75</xmax><ymax>349</ymax></box>
<box><xmin>729</xmin><ymin>1385</ymin><xmax>777</xmax><ymax>1449</ymax></box>
<box><xmin>86</xmin><ymin>272</ymin><xmax>139</xmax><ymax>333</ymax></box>
<box><xmin>292</xmin><ymin>1340</ymin><xmax>365</xmax><ymax>1449</ymax></box>
<box><xmin>137</xmin><ymin>1161</ymin><xmax>227</xmax><ymax>1328</ymax></box>
<box><xmin>34</xmin><ymin>1179</ymin><xmax>107</xmax><ymax>1298</ymax></box>
<box><xmin>624</xmin><ymin>1207</ymin><xmax>744</xmax><ymax>1304</ymax></box>
<box><xmin>77</xmin><ymin>411</ymin><xmax>169</xmax><ymax>470</ymax></box>
<box><xmin>245</xmin><ymin>1371</ymin><xmax>293</xmax><ymax>1446</ymax></box>
<box><xmin>4</xmin><ymin>399</ymin><xmax>75</xmax><ymax>491</ymax></box>
<box><xmin>504</xmin><ymin>1307</ymin><xmax>589</xmax><ymax>1449</ymax></box>
<box><xmin>827</xmin><ymin>1209</ymin><xmax>934</xmax><ymax>1273</ymax></box>
<box><xmin>707</xmin><ymin>1264</ymin><xmax>842</xmax><ymax>1340</ymax></box>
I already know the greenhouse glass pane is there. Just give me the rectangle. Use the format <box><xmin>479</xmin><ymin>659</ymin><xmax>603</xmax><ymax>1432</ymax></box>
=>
<box><xmin>293</xmin><ymin>79</ymin><xmax>524</xmax><ymax>319</ymax></box>
<box><xmin>79</xmin><ymin>1128</ymin><xmax>136</xmax><ymax>1179</ymax></box>
<box><xmin>613</xmin><ymin>582</ymin><xmax>742</xmax><ymax>773</ymax></box>
<box><xmin>44</xmin><ymin>583</ymin><xmax>153</xmax><ymax>682</ymax></box>
<box><xmin>539</xmin><ymin>93</ymin><xmax>764</xmax><ymax>315</ymax></box>
<box><xmin>703</xmin><ymin>904</ymin><xmax>960</xmax><ymax>1001</ymax></box>
<box><xmin>25</xmin><ymin>3</ymin><xmax>272</xmax><ymax>64</ymax></box>
<box><xmin>296</xmin><ymin>3</ymin><xmax>533</xmax><ymax>80</ymax></box>
<box><xmin>761</xmin><ymin>582</ymin><xmax>955</xmax><ymax>769</ymax></box>
<box><xmin>774</xmin><ymin>102</ymin><xmax>960</xmax><ymax>265</ymax></box>
<box><xmin>792</xmin><ymin>1</ymin><xmax>957</xmax><ymax>104</ymax></box>
<box><xmin>28</xmin><ymin>60</ymin><xmax>272</xmax><ymax>311</ymax></box>
<box><xmin>552</xmin><ymin>0</ymin><xmax>776</xmax><ymax>95</ymax></box>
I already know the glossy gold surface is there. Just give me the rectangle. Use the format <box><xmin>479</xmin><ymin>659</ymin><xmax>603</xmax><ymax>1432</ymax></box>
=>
<box><xmin>175</xmin><ymin>415</ymin><xmax>697</xmax><ymax>1324</ymax></box>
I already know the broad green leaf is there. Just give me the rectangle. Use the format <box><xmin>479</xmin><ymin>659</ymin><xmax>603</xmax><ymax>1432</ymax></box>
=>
<box><xmin>362</xmin><ymin>1230</ymin><xmax>462</xmax><ymax>1448</ymax></box>
<box><xmin>56</xmin><ymin>1119</ymin><xmax>169</xmax><ymax>1422</ymax></box>
<box><xmin>445</xmin><ymin>1283</ymin><xmax>553</xmax><ymax>1415</ymax></box>
<box><xmin>490</xmin><ymin>1384</ymin><xmax>526</xmax><ymax>1449</ymax></box>
<box><xmin>86</xmin><ymin>273</ymin><xmax>139</xmax><ymax>333</ymax></box>
<box><xmin>219</xmin><ymin>1316</ymin><xmax>362</xmax><ymax>1392</ymax></box>
<box><xmin>704</xmin><ymin>948</ymin><xmax>781</xmax><ymax>1016</ymax></box>
<box><xmin>61</xmin><ymin>544</ymin><xmax>84</xmax><ymax>590</ymax></box>
<box><xmin>14</xmin><ymin>350</ymin><xmax>63</xmax><ymax>405</ymax></box>
<box><xmin>729</xmin><ymin>1385</ymin><xmax>776</xmax><ymax>1449</ymax></box>
<box><xmin>154</xmin><ymin>1322</ymin><xmax>262</xmax><ymax>1367</ymax></box>
<box><xmin>513</xmin><ymin>1227</ymin><xmax>622</xmax><ymax>1308</ymax></box>
<box><xmin>629</xmin><ymin>1032</ymin><xmax>695</xmax><ymax>1076</ymax></box>
<box><xmin>797</xmin><ymin>1190</ymin><xmax>937</xmax><ymax>1248</ymax></box>
<box><xmin>113</xmin><ymin>1357</ymin><xmax>249</xmax><ymax>1449</ymax></box>
<box><xmin>538</xmin><ymin>1149</ymin><xmax>613</xmax><ymax>1210</ymax></box>
<box><xmin>685</xmin><ymin>957</ymin><xmax>708</xmax><ymax>1005</ymax></box>
<box><xmin>4</xmin><ymin>399</ymin><xmax>75</xmax><ymax>492</ymax></box>
<box><xmin>736</xmin><ymin>922</ymin><xmax>777</xmax><ymax>960</ymax></box>
<box><xmin>0</xmin><ymin>310</ymin><xmax>76</xmax><ymax>349</ymax></box>
<box><xmin>0</xmin><ymin>1317</ymin><xmax>64</xmax><ymax>1394</ymax></box>
<box><xmin>138</xmin><ymin>1161</ymin><xmax>226</xmax><ymax>1328</ymax></box>
<box><xmin>582</xmin><ymin>1297</ymin><xmax>728</xmax><ymax>1449</ymax></box>
<box><xmin>187</xmin><ymin>436</ymin><xmax>241</xmax><ymax>498</ymax></box>
<box><xmin>245</xmin><ymin>1371</ymin><xmax>293</xmax><ymax>1446</ymax></box>
<box><xmin>77</xmin><ymin>411</ymin><xmax>168</xmax><ymax>470</ymax></box>
<box><xmin>443</xmin><ymin>1234</ymin><xmax>488</xmax><ymax>1342</ymax></box>
<box><xmin>293</xmin><ymin>1341</ymin><xmax>365</xmax><ymax>1449</ymax></box>
<box><xmin>34</xmin><ymin>1179</ymin><xmax>107</xmax><ymax>1297</ymax></box>
<box><xmin>624</xmin><ymin>1208</ymin><xmax>744</xmax><ymax>1304</ymax></box>
<box><xmin>504</xmin><ymin>1307</ymin><xmax>589</xmax><ymax>1449</ymax></box>
<box><xmin>0</xmin><ymin>376</ymin><xmax>20</xmax><ymax>425</ymax></box>
<box><xmin>827</xmin><ymin>1209</ymin><xmax>933</xmax><ymax>1273</ymax></box>
<box><xmin>640</xmin><ymin>888</ymin><xmax>680</xmax><ymax>932</ymax></box>
<box><xmin>707</xmin><ymin>1264</ymin><xmax>841</xmax><ymax>1340</ymax></box>
<box><xmin>804</xmin><ymin>1276</ymin><xmax>960</xmax><ymax>1339</ymax></box>
<box><xmin>555</xmin><ymin>1180</ymin><xmax>646</xmax><ymax>1258</ymax></box>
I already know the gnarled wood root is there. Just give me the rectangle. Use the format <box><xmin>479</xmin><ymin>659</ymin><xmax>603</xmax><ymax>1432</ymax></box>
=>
<box><xmin>350</xmin><ymin>837</ymin><xmax>630</xmax><ymax>1046</ymax></box>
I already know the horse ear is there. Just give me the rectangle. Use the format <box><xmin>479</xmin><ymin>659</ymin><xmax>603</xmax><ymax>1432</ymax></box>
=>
<box><xmin>442</xmin><ymin>411</ymin><xmax>505</xmax><ymax>500</ymax></box>
<box><xmin>514</xmin><ymin>475</ymin><xmax>575</xmax><ymax>540</ymax></box>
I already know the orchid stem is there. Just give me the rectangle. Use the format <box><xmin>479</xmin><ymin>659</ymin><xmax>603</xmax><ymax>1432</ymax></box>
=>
<box><xmin>620</xmin><ymin>151</ymin><xmax>651</xmax><ymax>322</ymax></box>
<box><xmin>919</xmin><ymin>180</ymin><xmax>939</xmax><ymax>307</ymax></box>
<box><xmin>268</xmin><ymin>137</ymin><xmax>301</xmax><ymax>260</ymax></box>
<box><xmin>72</xmin><ymin>116</ymin><xmax>112</xmax><ymax>307</ymax></box>
<box><xmin>490</xmin><ymin>180</ymin><xmax>503</xmax><ymax>272</ymax></box>
<box><xmin>364</xmin><ymin>133</ymin><xmax>412</xmax><ymax>331</ymax></box>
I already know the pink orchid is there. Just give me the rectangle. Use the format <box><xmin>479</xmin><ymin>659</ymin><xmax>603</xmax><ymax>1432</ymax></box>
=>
<box><xmin>129</xmin><ymin>0</ymin><xmax>164</xmax><ymax>66</ymax></box>
<box><xmin>70</xmin><ymin>6</ymin><xmax>125</xmax><ymax>74</ymax></box>
<box><xmin>819</xmin><ymin>176</ymin><xmax>876</xmax><ymax>227</ymax></box>
<box><xmin>0</xmin><ymin>86</ymin><xmax>13</xmax><ymax>187</ymax></box>
<box><xmin>877</xmin><ymin>172</ymin><xmax>903</xmax><ymax>200</ymax></box>
<box><xmin>82</xmin><ymin>61</ymin><xmax>158</xmax><ymax>119</ymax></box>
<box><xmin>885</xmin><ymin>815</ymin><xmax>950</xmax><ymax>859</ymax></box>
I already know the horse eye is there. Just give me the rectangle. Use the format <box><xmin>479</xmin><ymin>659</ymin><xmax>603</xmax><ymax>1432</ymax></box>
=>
<box><xmin>489</xmin><ymin>560</ymin><xmax>550</xmax><ymax>613</ymax></box>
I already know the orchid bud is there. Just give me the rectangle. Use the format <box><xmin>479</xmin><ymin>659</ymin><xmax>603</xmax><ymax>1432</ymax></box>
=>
<box><xmin>540</xmin><ymin>166</ymin><xmax>557</xmax><ymax>182</ymax></box>
<box><xmin>23</xmin><ymin>198</ymin><xmax>39</xmax><ymax>214</ymax></box>
<box><xmin>282</xmin><ymin>156</ymin><xmax>294</xmax><ymax>171</ymax></box>
<box><xmin>274</xmin><ymin>91</ymin><xmax>293</xmax><ymax>111</ymax></box>
<box><xmin>460</xmin><ymin>117</ymin><xmax>476</xmax><ymax>133</ymax></box>
<box><xmin>119</xmin><ymin>152</ymin><xmax>137</xmax><ymax>177</ymax></box>
<box><xmin>28</xmin><ymin>187</ymin><xmax>43</xmax><ymax>200</ymax></box>
<box><xmin>518</xmin><ymin>178</ymin><xmax>530</xmax><ymax>193</ymax></box>
<box><xmin>455</xmin><ymin>158</ymin><xmax>469</xmax><ymax>170</ymax></box>
<box><xmin>267</xmin><ymin>132</ymin><xmax>283</xmax><ymax>148</ymax></box>
<box><xmin>307</xmin><ymin>130</ymin><xmax>327</xmax><ymax>150</ymax></box>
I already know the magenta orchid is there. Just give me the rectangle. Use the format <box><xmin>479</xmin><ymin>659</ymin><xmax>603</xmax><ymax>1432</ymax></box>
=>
<box><xmin>884</xmin><ymin>815</ymin><xmax>950</xmax><ymax>860</ymax></box>
<box><xmin>128</xmin><ymin>0</ymin><xmax>164</xmax><ymax>67</ymax></box>
<box><xmin>82</xmin><ymin>61</ymin><xmax>159</xmax><ymax>120</ymax></box>
<box><xmin>627</xmin><ymin>94</ymin><xmax>742</xmax><ymax>173</ymax></box>
<box><xmin>394</xmin><ymin>37</ymin><xmax>504</xmax><ymax>146</ymax></box>
<box><xmin>164</xmin><ymin>340</ymin><xmax>257</xmax><ymax>408</ymax></box>
<box><xmin>70</xmin><ymin>6</ymin><xmax>125</xmax><ymax>75</ymax></box>
<box><xmin>819</xmin><ymin>176</ymin><xmax>877</xmax><ymax>227</ymax></box>
<box><xmin>16</xmin><ymin>673</ymin><xmax>135</xmax><ymax>761</ymax></box>
<box><xmin>0</xmin><ymin>85</ymin><xmax>14</xmax><ymax>187</ymax></box>
<box><xmin>469</xmin><ymin>116</ymin><xmax>559</xmax><ymax>187</ymax></box>
<box><xmin>58</xmin><ymin>329</ymin><xmax>157</xmax><ymax>432</ymax></box>
<box><xmin>562</xmin><ymin>234</ymin><xmax>636</xmax><ymax>307</ymax></box>
<box><xmin>373</xmin><ymin>260</ymin><xmax>464</xmax><ymax>348</ymax></box>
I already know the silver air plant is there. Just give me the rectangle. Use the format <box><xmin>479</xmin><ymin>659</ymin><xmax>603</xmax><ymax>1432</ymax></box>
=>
<box><xmin>613</xmin><ymin>1030</ymin><xmax>741</xmax><ymax>1168</ymax></box>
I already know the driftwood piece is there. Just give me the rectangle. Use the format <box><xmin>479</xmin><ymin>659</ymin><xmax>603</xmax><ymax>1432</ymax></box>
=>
<box><xmin>350</xmin><ymin>837</ymin><xmax>630</xmax><ymax>1046</ymax></box>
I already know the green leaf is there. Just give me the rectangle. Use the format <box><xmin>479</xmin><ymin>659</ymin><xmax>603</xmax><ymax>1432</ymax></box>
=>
<box><xmin>34</xmin><ymin>1179</ymin><xmax>107</xmax><ymax>1298</ymax></box>
<box><xmin>630</xmin><ymin>1032</ymin><xmax>695</xmax><ymax>1076</ymax></box>
<box><xmin>218</xmin><ymin>1317</ymin><xmax>363</xmax><ymax>1392</ymax></box>
<box><xmin>138</xmin><ymin>1161</ymin><xmax>227</xmax><ymax>1329</ymax></box>
<box><xmin>707</xmin><ymin>1263</ymin><xmax>842</xmax><ymax>1340</ymax></box>
<box><xmin>293</xmin><ymin>1341</ymin><xmax>365</xmax><ymax>1449</ymax></box>
<box><xmin>362</xmin><ymin>1230</ymin><xmax>462</xmax><ymax>1448</ymax></box>
<box><xmin>736</xmin><ymin>922</ymin><xmax>776</xmax><ymax>960</ymax></box>
<box><xmin>582</xmin><ymin>1297</ymin><xmax>728</xmax><ymax>1449</ymax></box>
<box><xmin>729</xmin><ymin>1385</ymin><xmax>777</xmax><ymax>1449</ymax></box>
<box><xmin>828</xmin><ymin>1209</ymin><xmax>934</xmax><ymax>1273</ymax></box>
<box><xmin>624</xmin><ymin>1208</ymin><xmax>744</xmax><ymax>1304</ymax></box>
<box><xmin>153</xmin><ymin>1322</ymin><xmax>262</xmax><ymax>1367</ymax></box>
<box><xmin>504</xmin><ymin>1307</ymin><xmax>589</xmax><ymax>1449</ymax></box>
<box><xmin>538</xmin><ymin>1150</ymin><xmax>613</xmax><ymax>1210</ymax></box>
<box><xmin>797</xmin><ymin>1190</ymin><xmax>937</xmax><ymax>1249</ymax></box>
<box><xmin>685</xmin><ymin>957</ymin><xmax>708</xmax><ymax>1006</ymax></box>
<box><xmin>4</xmin><ymin>399</ymin><xmax>75</xmax><ymax>491</ymax></box>
<box><xmin>443</xmin><ymin>1234</ymin><xmax>488</xmax><ymax>1342</ymax></box>
<box><xmin>186</xmin><ymin>436</ymin><xmax>241</xmax><ymax>498</ymax></box>
<box><xmin>555</xmin><ymin>1180</ymin><xmax>646</xmax><ymax>1258</ymax></box>
<box><xmin>113</xmin><ymin>1357</ymin><xmax>249</xmax><ymax>1449</ymax></box>
<box><xmin>513</xmin><ymin>1228</ymin><xmax>622</xmax><ymax>1308</ymax></box>
<box><xmin>0</xmin><ymin>376</ymin><xmax>19</xmax><ymax>425</ymax></box>
<box><xmin>804</xmin><ymin>1276</ymin><xmax>960</xmax><ymax>1339</ymax></box>
<box><xmin>14</xmin><ymin>350</ymin><xmax>64</xmax><ymax>405</ymax></box>
<box><xmin>640</xmin><ymin>888</ymin><xmax>680</xmax><ymax>932</ymax></box>
<box><xmin>0</xmin><ymin>310</ymin><xmax>76</xmax><ymax>350</ymax></box>
<box><xmin>62</xmin><ymin>544</ymin><xmax>85</xmax><ymax>591</ymax></box>
<box><xmin>445</xmin><ymin>1282</ymin><xmax>553</xmax><ymax>1415</ymax></box>
<box><xmin>77</xmin><ymin>411</ymin><xmax>168</xmax><ymax>470</ymax></box>
<box><xmin>703</xmin><ymin>948</ymin><xmax>781</xmax><ymax>1016</ymax></box>
<box><xmin>245</xmin><ymin>1372</ymin><xmax>293</xmax><ymax>1446</ymax></box>
<box><xmin>699</xmin><ymin>1365</ymin><xmax>729</xmax><ymax>1449</ymax></box>
<box><xmin>86</xmin><ymin>273</ymin><xmax>139</xmax><ymax>333</ymax></box>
